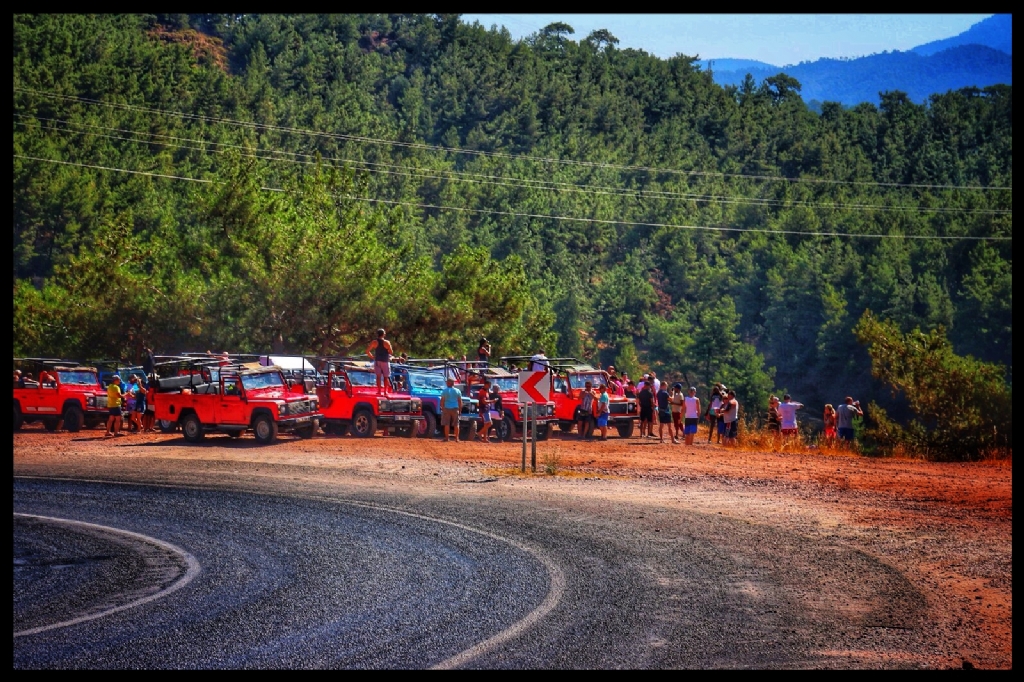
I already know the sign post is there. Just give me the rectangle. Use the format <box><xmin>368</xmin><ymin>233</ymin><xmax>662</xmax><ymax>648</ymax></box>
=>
<box><xmin>518</xmin><ymin>371</ymin><xmax>549</xmax><ymax>474</ymax></box>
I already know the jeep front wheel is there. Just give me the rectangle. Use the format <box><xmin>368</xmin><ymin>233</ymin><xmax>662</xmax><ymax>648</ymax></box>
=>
<box><xmin>616</xmin><ymin>420</ymin><xmax>635</xmax><ymax>438</ymax></box>
<box><xmin>416</xmin><ymin>411</ymin><xmax>437</xmax><ymax>438</ymax></box>
<box><xmin>253</xmin><ymin>414</ymin><xmax>278</xmax><ymax>444</ymax></box>
<box><xmin>158</xmin><ymin>419</ymin><xmax>177</xmax><ymax>434</ymax></box>
<box><xmin>497</xmin><ymin>414</ymin><xmax>516</xmax><ymax>441</ymax></box>
<box><xmin>351</xmin><ymin>409</ymin><xmax>376</xmax><ymax>438</ymax></box>
<box><xmin>63</xmin><ymin>405</ymin><xmax>84</xmax><ymax>433</ymax></box>
<box><xmin>181</xmin><ymin>414</ymin><xmax>204</xmax><ymax>443</ymax></box>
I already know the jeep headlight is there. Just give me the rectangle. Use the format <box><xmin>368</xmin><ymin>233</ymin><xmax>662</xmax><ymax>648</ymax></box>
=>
<box><xmin>279</xmin><ymin>402</ymin><xmax>289</xmax><ymax>416</ymax></box>
<box><xmin>310</xmin><ymin>398</ymin><xmax>318</xmax><ymax>410</ymax></box>
<box><xmin>87</xmin><ymin>396</ymin><xmax>96</xmax><ymax>407</ymax></box>
<box><xmin>410</xmin><ymin>398</ymin><xmax>421</xmax><ymax>412</ymax></box>
<box><xmin>378</xmin><ymin>399</ymin><xmax>391</xmax><ymax>412</ymax></box>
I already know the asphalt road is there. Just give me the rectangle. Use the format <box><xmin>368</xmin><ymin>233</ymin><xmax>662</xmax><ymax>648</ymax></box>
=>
<box><xmin>14</xmin><ymin>476</ymin><xmax>928</xmax><ymax>669</ymax></box>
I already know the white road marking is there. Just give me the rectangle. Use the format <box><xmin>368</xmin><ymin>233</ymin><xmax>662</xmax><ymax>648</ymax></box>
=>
<box><xmin>14</xmin><ymin>477</ymin><xmax>564</xmax><ymax>666</ymax></box>
<box><xmin>13</xmin><ymin>513</ymin><xmax>201</xmax><ymax>638</ymax></box>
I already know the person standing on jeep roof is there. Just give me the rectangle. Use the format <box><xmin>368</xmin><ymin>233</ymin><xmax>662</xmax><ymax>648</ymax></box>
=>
<box><xmin>367</xmin><ymin>328</ymin><xmax>394</xmax><ymax>395</ymax></box>
<box><xmin>142</xmin><ymin>347</ymin><xmax>155</xmax><ymax>377</ymax></box>
<box><xmin>477</xmin><ymin>337</ymin><xmax>491</xmax><ymax>364</ymax></box>
<box><xmin>530</xmin><ymin>349</ymin><xmax>548</xmax><ymax>372</ymax></box>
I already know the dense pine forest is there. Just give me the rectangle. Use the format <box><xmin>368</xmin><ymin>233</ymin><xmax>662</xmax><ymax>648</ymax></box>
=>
<box><xmin>12</xmin><ymin>14</ymin><xmax>1013</xmax><ymax>421</ymax></box>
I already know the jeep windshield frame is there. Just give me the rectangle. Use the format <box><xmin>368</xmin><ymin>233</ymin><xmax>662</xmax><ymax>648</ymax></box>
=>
<box><xmin>240</xmin><ymin>371</ymin><xmax>286</xmax><ymax>391</ymax></box>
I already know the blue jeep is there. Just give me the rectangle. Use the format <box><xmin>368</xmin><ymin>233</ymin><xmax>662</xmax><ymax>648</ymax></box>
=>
<box><xmin>391</xmin><ymin>365</ymin><xmax>480</xmax><ymax>439</ymax></box>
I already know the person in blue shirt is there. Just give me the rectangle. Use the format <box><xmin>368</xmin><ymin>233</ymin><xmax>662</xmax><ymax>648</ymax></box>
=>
<box><xmin>440</xmin><ymin>377</ymin><xmax>463</xmax><ymax>442</ymax></box>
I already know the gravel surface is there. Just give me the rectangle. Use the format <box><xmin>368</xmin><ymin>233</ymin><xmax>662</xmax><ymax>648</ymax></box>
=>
<box><xmin>12</xmin><ymin>426</ymin><xmax>1012</xmax><ymax>669</ymax></box>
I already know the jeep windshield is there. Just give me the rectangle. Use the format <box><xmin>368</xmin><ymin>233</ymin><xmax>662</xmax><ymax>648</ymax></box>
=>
<box><xmin>240</xmin><ymin>372</ymin><xmax>286</xmax><ymax>391</ymax></box>
<box><xmin>568</xmin><ymin>372</ymin><xmax>606</xmax><ymax>389</ymax></box>
<box><xmin>346</xmin><ymin>370</ymin><xmax>377</xmax><ymax>387</ymax></box>
<box><xmin>57</xmin><ymin>371</ymin><xmax>101</xmax><ymax>386</ymax></box>
<box><xmin>408</xmin><ymin>372</ymin><xmax>447</xmax><ymax>391</ymax></box>
<box><xmin>490</xmin><ymin>377</ymin><xmax>518</xmax><ymax>392</ymax></box>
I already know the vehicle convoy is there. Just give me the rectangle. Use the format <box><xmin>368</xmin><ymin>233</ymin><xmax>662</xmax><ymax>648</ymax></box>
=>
<box><xmin>315</xmin><ymin>358</ymin><xmax>424</xmax><ymax>437</ymax></box>
<box><xmin>502</xmin><ymin>356</ymin><xmax>639</xmax><ymax>438</ymax></box>
<box><xmin>152</xmin><ymin>358</ymin><xmax>321</xmax><ymax>444</ymax></box>
<box><xmin>458</xmin><ymin>364</ymin><xmax>556</xmax><ymax>441</ymax></box>
<box><xmin>13</xmin><ymin>358</ymin><xmax>110</xmax><ymax>432</ymax></box>
<box><xmin>395</xmin><ymin>360</ymin><xmax>482</xmax><ymax>439</ymax></box>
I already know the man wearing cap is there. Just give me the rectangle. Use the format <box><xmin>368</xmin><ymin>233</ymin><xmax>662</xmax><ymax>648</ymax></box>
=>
<box><xmin>367</xmin><ymin>328</ymin><xmax>395</xmax><ymax>395</ymax></box>
<box><xmin>440</xmin><ymin>377</ymin><xmax>463</xmax><ymax>442</ymax></box>
<box><xmin>105</xmin><ymin>375</ymin><xmax>124</xmax><ymax>437</ymax></box>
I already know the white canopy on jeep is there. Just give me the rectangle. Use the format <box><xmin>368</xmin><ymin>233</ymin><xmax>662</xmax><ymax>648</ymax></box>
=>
<box><xmin>258</xmin><ymin>355</ymin><xmax>317</xmax><ymax>375</ymax></box>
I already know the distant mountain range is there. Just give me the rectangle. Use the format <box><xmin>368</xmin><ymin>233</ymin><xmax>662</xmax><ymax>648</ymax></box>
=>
<box><xmin>702</xmin><ymin>14</ymin><xmax>1011</xmax><ymax>107</ymax></box>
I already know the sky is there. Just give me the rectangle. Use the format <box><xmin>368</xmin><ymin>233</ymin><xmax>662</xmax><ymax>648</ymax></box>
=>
<box><xmin>460</xmin><ymin>14</ymin><xmax>994</xmax><ymax>66</ymax></box>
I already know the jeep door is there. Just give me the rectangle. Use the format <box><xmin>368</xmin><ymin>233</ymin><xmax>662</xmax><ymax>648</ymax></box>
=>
<box><xmin>215</xmin><ymin>378</ymin><xmax>247</xmax><ymax>425</ymax></box>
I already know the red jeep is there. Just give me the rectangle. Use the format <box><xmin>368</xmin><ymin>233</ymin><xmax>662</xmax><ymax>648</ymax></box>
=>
<box><xmin>153</xmin><ymin>360</ymin><xmax>321</xmax><ymax>444</ymax></box>
<box><xmin>13</xmin><ymin>358</ymin><xmax>109</xmax><ymax>432</ymax></box>
<box><xmin>504</xmin><ymin>357</ymin><xmax>638</xmax><ymax>438</ymax></box>
<box><xmin>315</xmin><ymin>359</ymin><xmax>424</xmax><ymax>437</ymax></box>
<box><xmin>460</xmin><ymin>364</ymin><xmax>556</xmax><ymax>441</ymax></box>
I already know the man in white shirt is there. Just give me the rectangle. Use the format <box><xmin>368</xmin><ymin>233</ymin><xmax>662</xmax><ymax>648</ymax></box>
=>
<box><xmin>530</xmin><ymin>350</ymin><xmax>549</xmax><ymax>372</ymax></box>
<box><xmin>778</xmin><ymin>394</ymin><xmax>804</xmax><ymax>440</ymax></box>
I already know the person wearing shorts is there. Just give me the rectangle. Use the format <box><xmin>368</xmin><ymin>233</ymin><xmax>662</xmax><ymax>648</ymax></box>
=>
<box><xmin>656</xmin><ymin>382</ymin><xmax>672</xmax><ymax>443</ymax></box>
<box><xmin>836</xmin><ymin>397</ymin><xmax>863</xmax><ymax>445</ymax></box>
<box><xmin>440</xmin><ymin>377</ymin><xmax>463</xmax><ymax>442</ymax></box>
<box><xmin>596</xmin><ymin>384</ymin><xmax>610</xmax><ymax>440</ymax></box>
<box><xmin>105</xmin><ymin>375</ymin><xmax>124</xmax><ymax>437</ymax></box>
<box><xmin>367</xmin><ymin>328</ymin><xmax>394</xmax><ymax>395</ymax></box>
<box><xmin>669</xmin><ymin>384</ymin><xmax>684</xmax><ymax>444</ymax></box>
<box><xmin>706</xmin><ymin>388</ymin><xmax>723</xmax><ymax>444</ymax></box>
<box><xmin>477</xmin><ymin>380</ymin><xmax>492</xmax><ymax>442</ymax></box>
<box><xmin>683</xmin><ymin>386</ymin><xmax>701</xmax><ymax>445</ymax></box>
<box><xmin>718</xmin><ymin>389</ymin><xmax>739</xmax><ymax>447</ymax></box>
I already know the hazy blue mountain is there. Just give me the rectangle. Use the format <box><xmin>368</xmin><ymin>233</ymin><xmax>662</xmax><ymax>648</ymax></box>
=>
<box><xmin>706</xmin><ymin>15</ymin><xmax>1011</xmax><ymax>106</ymax></box>
<box><xmin>700</xmin><ymin>58</ymin><xmax>779</xmax><ymax>73</ymax></box>
<box><xmin>912</xmin><ymin>13</ymin><xmax>1011</xmax><ymax>56</ymax></box>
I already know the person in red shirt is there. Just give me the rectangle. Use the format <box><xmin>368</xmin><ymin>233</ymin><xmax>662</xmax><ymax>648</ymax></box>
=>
<box><xmin>477</xmin><ymin>379</ymin><xmax>493</xmax><ymax>442</ymax></box>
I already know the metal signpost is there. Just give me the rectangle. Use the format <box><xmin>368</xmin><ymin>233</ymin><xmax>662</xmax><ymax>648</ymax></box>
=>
<box><xmin>518</xmin><ymin>371</ymin><xmax>549</xmax><ymax>473</ymax></box>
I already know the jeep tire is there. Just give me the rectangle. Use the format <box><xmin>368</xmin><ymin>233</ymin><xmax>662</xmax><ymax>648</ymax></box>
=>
<box><xmin>536</xmin><ymin>423</ymin><xmax>550</xmax><ymax>441</ymax></box>
<box><xmin>181</xmin><ymin>413</ymin><xmax>204</xmax><ymax>443</ymax></box>
<box><xmin>43</xmin><ymin>417</ymin><xmax>59</xmax><ymax>432</ymax></box>
<box><xmin>459</xmin><ymin>420</ymin><xmax>477</xmax><ymax>441</ymax></box>
<box><xmin>397</xmin><ymin>422</ymin><xmax>417</xmax><ymax>438</ymax></box>
<box><xmin>416</xmin><ymin>410</ymin><xmax>437</xmax><ymax>438</ymax></box>
<box><xmin>63</xmin><ymin>405</ymin><xmax>84</xmax><ymax>433</ymax></box>
<box><xmin>616</xmin><ymin>420</ymin><xmax>635</xmax><ymax>438</ymax></box>
<box><xmin>253</xmin><ymin>414</ymin><xmax>278</xmax><ymax>444</ymax></box>
<box><xmin>497</xmin><ymin>414</ymin><xmax>517</xmax><ymax>441</ymax></box>
<box><xmin>158</xmin><ymin>419</ymin><xmax>178</xmax><ymax>434</ymax></box>
<box><xmin>351</xmin><ymin>409</ymin><xmax>376</xmax><ymax>438</ymax></box>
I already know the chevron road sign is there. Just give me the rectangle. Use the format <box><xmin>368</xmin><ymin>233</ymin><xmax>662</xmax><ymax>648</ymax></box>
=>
<box><xmin>518</xmin><ymin>371</ymin><xmax>549</xmax><ymax>403</ymax></box>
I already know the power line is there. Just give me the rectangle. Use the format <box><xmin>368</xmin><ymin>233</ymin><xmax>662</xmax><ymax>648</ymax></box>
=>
<box><xmin>14</xmin><ymin>154</ymin><xmax>1010</xmax><ymax>242</ymax></box>
<box><xmin>15</xmin><ymin>115</ymin><xmax>1012</xmax><ymax>217</ymax></box>
<box><xmin>15</xmin><ymin>87</ymin><xmax>1013</xmax><ymax>192</ymax></box>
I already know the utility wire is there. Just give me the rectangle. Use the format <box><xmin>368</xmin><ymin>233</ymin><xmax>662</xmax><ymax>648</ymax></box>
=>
<box><xmin>15</xmin><ymin>87</ymin><xmax>1012</xmax><ymax>192</ymax></box>
<box><xmin>15</xmin><ymin>116</ymin><xmax>1012</xmax><ymax>217</ymax></box>
<box><xmin>14</xmin><ymin>154</ymin><xmax>1011</xmax><ymax>241</ymax></box>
